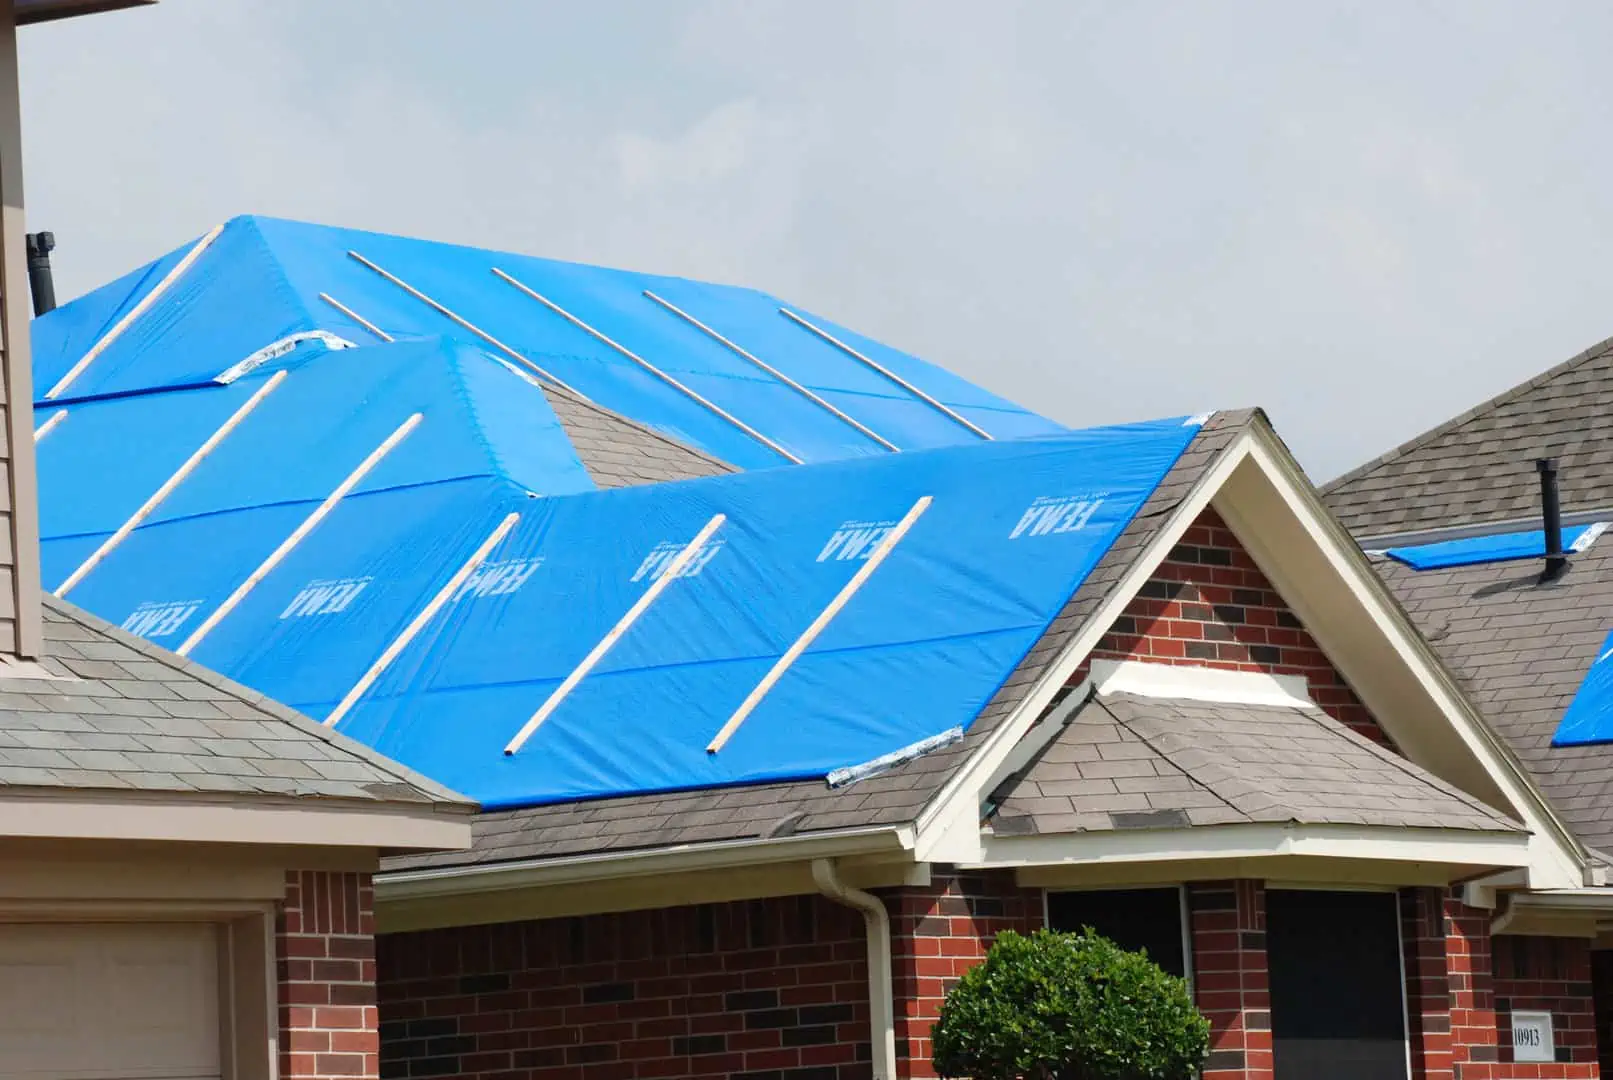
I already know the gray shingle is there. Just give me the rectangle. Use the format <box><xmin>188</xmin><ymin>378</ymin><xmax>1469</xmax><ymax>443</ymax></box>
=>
<box><xmin>384</xmin><ymin>410</ymin><xmax>1260</xmax><ymax>873</ymax></box>
<box><xmin>1372</xmin><ymin>547</ymin><xmax>1613</xmax><ymax>852</ymax></box>
<box><xmin>0</xmin><ymin>597</ymin><xmax>474</xmax><ymax>810</ymax></box>
<box><xmin>994</xmin><ymin>692</ymin><xmax>1521</xmax><ymax>834</ymax></box>
<box><xmin>542</xmin><ymin>385</ymin><xmax>737</xmax><ymax>488</ymax></box>
<box><xmin>1322</xmin><ymin>335</ymin><xmax>1613</xmax><ymax>538</ymax></box>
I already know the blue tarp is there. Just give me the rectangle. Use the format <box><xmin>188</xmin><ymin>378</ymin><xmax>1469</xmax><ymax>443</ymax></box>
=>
<box><xmin>39</xmin><ymin>394</ymin><xmax>1201</xmax><ymax>807</ymax></box>
<box><xmin>33</xmin><ymin>215</ymin><xmax>1066</xmax><ymax>471</ymax></box>
<box><xmin>38</xmin><ymin>338</ymin><xmax>593</xmax><ymax>592</ymax></box>
<box><xmin>1383</xmin><ymin>522</ymin><xmax>1609</xmax><ymax>571</ymax></box>
<box><xmin>32</xmin><ymin>215</ymin><xmax>1191</xmax><ymax>810</ymax></box>
<box><xmin>1552</xmin><ymin>630</ymin><xmax>1613</xmax><ymax>747</ymax></box>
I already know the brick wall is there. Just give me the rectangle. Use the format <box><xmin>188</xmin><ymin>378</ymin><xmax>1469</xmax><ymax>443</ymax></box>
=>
<box><xmin>1402</xmin><ymin>889</ymin><xmax>1601</xmax><ymax>1080</ymax></box>
<box><xmin>1404</xmin><ymin>888</ymin><xmax>1457</xmax><ymax>1080</ymax></box>
<box><xmin>1492</xmin><ymin>934</ymin><xmax>1599</xmax><ymax>1076</ymax></box>
<box><xmin>378</xmin><ymin>896</ymin><xmax>871</xmax><ymax>1080</ymax></box>
<box><xmin>1080</xmin><ymin>507</ymin><xmax>1392</xmax><ymax>747</ymax></box>
<box><xmin>1595</xmin><ymin>952</ymin><xmax>1613</xmax><ymax>1077</ymax></box>
<box><xmin>886</xmin><ymin>869</ymin><xmax>1043</xmax><ymax>1078</ymax></box>
<box><xmin>279</xmin><ymin>870</ymin><xmax>380</xmax><ymax>1080</ymax></box>
<box><xmin>1190</xmin><ymin>881</ymin><xmax>1273</xmax><ymax>1080</ymax></box>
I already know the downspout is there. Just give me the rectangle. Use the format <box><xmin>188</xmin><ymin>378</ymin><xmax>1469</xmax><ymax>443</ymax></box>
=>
<box><xmin>812</xmin><ymin>858</ymin><xmax>897</xmax><ymax>1080</ymax></box>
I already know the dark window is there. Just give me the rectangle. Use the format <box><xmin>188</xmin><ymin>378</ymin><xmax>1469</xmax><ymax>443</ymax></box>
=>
<box><xmin>1267</xmin><ymin>889</ymin><xmax>1406</xmax><ymax>1080</ymax></box>
<box><xmin>1046</xmin><ymin>887</ymin><xmax>1187</xmax><ymax>979</ymax></box>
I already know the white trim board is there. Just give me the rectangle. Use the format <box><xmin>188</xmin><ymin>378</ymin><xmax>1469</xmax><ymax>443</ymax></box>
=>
<box><xmin>377</xmin><ymin>824</ymin><xmax>915</xmax><ymax>901</ymax></box>
<box><xmin>975</xmin><ymin>821</ymin><xmax>1531</xmax><ymax>872</ymax></box>
<box><xmin>1090</xmin><ymin>659</ymin><xmax>1313</xmax><ymax>708</ymax></box>
<box><xmin>0</xmin><ymin>791</ymin><xmax>471</xmax><ymax>851</ymax></box>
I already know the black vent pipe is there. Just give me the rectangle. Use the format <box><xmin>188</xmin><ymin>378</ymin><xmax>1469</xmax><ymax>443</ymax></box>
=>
<box><xmin>25</xmin><ymin>231</ymin><xmax>56</xmax><ymax>316</ymax></box>
<box><xmin>1537</xmin><ymin>458</ymin><xmax>1567</xmax><ymax>581</ymax></box>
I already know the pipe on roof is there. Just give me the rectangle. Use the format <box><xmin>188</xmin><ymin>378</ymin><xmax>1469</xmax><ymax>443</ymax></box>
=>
<box><xmin>1537</xmin><ymin>458</ymin><xmax>1567</xmax><ymax>581</ymax></box>
<box><xmin>25</xmin><ymin>230</ymin><xmax>54</xmax><ymax>315</ymax></box>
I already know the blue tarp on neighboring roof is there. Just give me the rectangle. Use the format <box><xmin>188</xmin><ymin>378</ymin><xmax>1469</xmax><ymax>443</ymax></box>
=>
<box><xmin>1552</xmin><ymin>630</ymin><xmax>1613</xmax><ymax>747</ymax></box>
<box><xmin>1383</xmin><ymin>522</ymin><xmax>1610</xmax><ymax>571</ymax></box>
<box><xmin>33</xmin><ymin>214</ymin><xmax>1066</xmax><ymax>471</ymax></box>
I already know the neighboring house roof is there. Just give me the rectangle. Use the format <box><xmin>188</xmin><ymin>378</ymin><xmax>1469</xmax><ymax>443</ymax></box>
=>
<box><xmin>990</xmin><ymin>690</ymin><xmax>1521</xmax><ymax>836</ymax></box>
<box><xmin>1318</xmin><ymin>328</ymin><xmax>1613</xmax><ymax>858</ymax></box>
<box><xmin>1372</xmin><ymin>546</ymin><xmax>1613</xmax><ymax>853</ymax></box>
<box><xmin>1322</xmin><ymin>334</ymin><xmax>1613</xmax><ymax>539</ymax></box>
<box><xmin>3</xmin><ymin>595</ymin><xmax>470</xmax><ymax>808</ymax></box>
<box><xmin>384</xmin><ymin>410</ymin><xmax>1255</xmax><ymax>872</ymax></box>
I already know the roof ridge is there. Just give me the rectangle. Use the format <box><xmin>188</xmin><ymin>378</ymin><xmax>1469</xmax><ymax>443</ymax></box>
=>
<box><xmin>42</xmin><ymin>594</ymin><xmax>474</xmax><ymax>808</ymax></box>
<box><xmin>1320</xmin><ymin>332</ymin><xmax>1613</xmax><ymax>495</ymax></box>
<box><xmin>236</xmin><ymin>215</ymin><xmax>333</xmax><ymax>348</ymax></box>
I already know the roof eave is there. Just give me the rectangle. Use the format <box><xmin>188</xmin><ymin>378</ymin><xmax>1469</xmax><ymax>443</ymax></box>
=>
<box><xmin>973</xmin><ymin>821</ymin><xmax>1531</xmax><ymax>881</ymax></box>
<box><xmin>15</xmin><ymin>0</ymin><xmax>155</xmax><ymax>25</ymax></box>
<box><xmin>377</xmin><ymin>820</ymin><xmax>915</xmax><ymax>900</ymax></box>
<box><xmin>0</xmin><ymin>785</ymin><xmax>474</xmax><ymax>851</ymax></box>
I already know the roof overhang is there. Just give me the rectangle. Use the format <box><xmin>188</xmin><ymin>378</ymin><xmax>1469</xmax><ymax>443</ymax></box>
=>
<box><xmin>0</xmin><ymin>786</ymin><xmax>473</xmax><ymax>852</ymax></box>
<box><xmin>975</xmin><ymin>821</ymin><xmax>1530</xmax><ymax>889</ymax></box>
<box><xmin>15</xmin><ymin>0</ymin><xmax>154</xmax><ymax>24</ymax></box>
<box><xmin>376</xmin><ymin>823</ymin><xmax>917</xmax><ymax>932</ymax></box>
<box><xmin>1492</xmin><ymin>888</ymin><xmax>1613</xmax><ymax>938</ymax></box>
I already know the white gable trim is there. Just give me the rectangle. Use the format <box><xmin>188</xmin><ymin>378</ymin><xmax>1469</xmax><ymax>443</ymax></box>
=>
<box><xmin>915</xmin><ymin>420</ymin><xmax>1588</xmax><ymax>890</ymax></box>
<box><xmin>1216</xmin><ymin>430</ymin><xmax>1586</xmax><ymax>889</ymax></box>
<box><xmin>913</xmin><ymin>431</ymin><xmax>1259</xmax><ymax>864</ymax></box>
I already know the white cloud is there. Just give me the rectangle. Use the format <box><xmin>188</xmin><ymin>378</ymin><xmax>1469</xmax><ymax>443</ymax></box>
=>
<box><xmin>18</xmin><ymin>0</ymin><xmax>1613</xmax><ymax>480</ymax></box>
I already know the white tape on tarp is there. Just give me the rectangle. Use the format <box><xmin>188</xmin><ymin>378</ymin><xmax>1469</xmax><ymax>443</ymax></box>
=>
<box><xmin>216</xmin><ymin>330</ymin><xmax>357</xmax><ymax>384</ymax></box>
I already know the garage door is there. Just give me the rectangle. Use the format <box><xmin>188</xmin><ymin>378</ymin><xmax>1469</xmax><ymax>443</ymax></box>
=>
<box><xmin>0</xmin><ymin>923</ymin><xmax>221</xmax><ymax>1080</ymax></box>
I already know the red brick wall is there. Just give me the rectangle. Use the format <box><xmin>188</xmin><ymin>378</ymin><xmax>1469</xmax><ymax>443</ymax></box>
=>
<box><xmin>1595</xmin><ymin>952</ymin><xmax>1613</xmax><ymax>1077</ymax></box>
<box><xmin>1190</xmin><ymin>881</ymin><xmax>1273</xmax><ymax>1080</ymax></box>
<box><xmin>1404</xmin><ymin>888</ymin><xmax>1458</xmax><ymax>1080</ymax></box>
<box><xmin>378</xmin><ymin>896</ymin><xmax>871</xmax><ymax>1080</ymax></box>
<box><xmin>1080</xmin><ymin>507</ymin><xmax>1392</xmax><ymax>748</ymax></box>
<box><xmin>1403</xmin><ymin>890</ymin><xmax>1601</xmax><ymax>1080</ymax></box>
<box><xmin>886</xmin><ymin>870</ymin><xmax>1043</xmax><ymax>1078</ymax></box>
<box><xmin>1492</xmin><ymin>934</ymin><xmax>1599</xmax><ymax>1075</ymax></box>
<box><xmin>279</xmin><ymin>870</ymin><xmax>380</xmax><ymax>1080</ymax></box>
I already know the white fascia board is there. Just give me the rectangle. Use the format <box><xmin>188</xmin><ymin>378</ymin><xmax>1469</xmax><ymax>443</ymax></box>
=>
<box><xmin>1231</xmin><ymin>432</ymin><xmax>1588</xmax><ymax>890</ymax></box>
<box><xmin>912</xmin><ymin>432</ymin><xmax>1260</xmax><ymax>866</ymax></box>
<box><xmin>377</xmin><ymin>824</ymin><xmax>916</xmax><ymax>902</ymax></box>
<box><xmin>1502</xmin><ymin>888</ymin><xmax>1613</xmax><ymax>909</ymax></box>
<box><xmin>1090</xmin><ymin>658</ymin><xmax>1313</xmax><ymax>708</ymax></box>
<box><xmin>0</xmin><ymin>790</ymin><xmax>472</xmax><ymax>851</ymax></box>
<box><xmin>970</xmin><ymin>822</ymin><xmax>1532</xmax><ymax>873</ymax></box>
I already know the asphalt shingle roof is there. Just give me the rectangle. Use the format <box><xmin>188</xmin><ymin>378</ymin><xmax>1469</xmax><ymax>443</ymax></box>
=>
<box><xmin>384</xmin><ymin>410</ymin><xmax>1260</xmax><ymax>873</ymax></box>
<box><xmin>1372</xmin><ymin>546</ymin><xmax>1613</xmax><ymax>852</ymax></box>
<box><xmin>0</xmin><ymin>596</ymin><xmax>472</xmax><ymax>807</ymax></box>
<box><xmin>992</xmin><ymin>691</ymin><xmax>1520</xmax><ymax>835</ymax></box>
<box><xmin>543</xmin><ymin>385</ymin><xmax>736</xmax><ymax>488</ymax></box>
<box><xmin>1322</xmin><ymin>334</ymin><xmax>1613</xmax><ymax>538</ymax></box>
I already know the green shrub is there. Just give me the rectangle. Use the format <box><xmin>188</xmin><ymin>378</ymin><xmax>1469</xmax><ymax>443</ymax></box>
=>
<box><xmin>930</xmin><ymin>928</ymin><xmax>1209</xmax><ymax>1080</ymax></box>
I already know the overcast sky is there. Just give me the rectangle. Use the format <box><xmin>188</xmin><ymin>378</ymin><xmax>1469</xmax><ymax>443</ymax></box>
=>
<box><xmin>17</xmin><ymin>2</ymin><xmax>1612</xmax><ymax>481</ymax></box>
